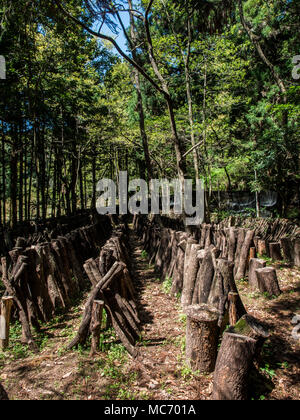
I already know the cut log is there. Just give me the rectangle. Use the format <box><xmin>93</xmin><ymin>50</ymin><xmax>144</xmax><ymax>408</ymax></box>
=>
<box><xmin>269</xmin><ymin>242</ymin><xmax>282</xmax><ymax>262</ymax></box>
<box><xmin>280</xmin><ymin>237</ymin><xmax>293</xmax><ymax>263</ymax></box>
<box><xmin>234</xmin><ymin>228</ymin><xmax>245</xmax><ymax>276</ymax></box>
<box><xmin>255</xmin><ymin>267</ymin><xmax>281</xmax><ymax>297</ymax></box>
<box><xmin>227</xmin><ymin>228</ymin><xmax>237</xmax><ymax>263</ymax></box>
<box><xmin>228</xmin><ymin>292</ymin><xmax>239</xmax><ymax>326</ymax></box>
<box><xmin>181</xmin><ymin>244</ymin><xmax>201</xmax><ymax>308</ymax></box>
<box><xmin>292</xmin><ymin>238</ymin><xmax>300</xmax><ymax>267</ymax></box>
<box><xmin>233</xmin><ymin>314</ymin><xmax>269</xmax><ymax>342</ymax></box>
<box><xmin>185</xmin><ymin>304</ymin><xmax>220</xmax><ymax>373</ymax></box>
<box><xmin>197</xmin><ymin>247</ymin><xmax>216</xmax><ymax>304</ymax></box>
<box><xmin>257</xmin><ymin>239</ymin><xmax>267</xmax><ymax>257</ymax></box>
<box><xmin>212</xmin><ymin>331</ymin><xmax>257</xmax><ymax>400</ymax></box>
<box><xmin>89</xmin><ymin>300</ymin><xmax>104</xmax><ymax>356</ymax></box>
<box><xmin>248</xmin><ymin>258</ymin><xmax>266</xmax><ymax>290</ymax></box>
<box><xmin>235</xmin><ymin>230</ymin><xmax>255</xmax><ymax>281</ymax></box>
<box><xmin>0</xmin><ymin>296</ymin><xmax>14</xmax><ymax>350</ymax></box>
<box><xmin>67</xmin><ymin>262</ymin><xmax>125</xmax><ymax>350</ymax></box>
<box><xmin>1</xmin><ymin>257</ymin><xmax>38</xmax><ymax>352</ymax></box>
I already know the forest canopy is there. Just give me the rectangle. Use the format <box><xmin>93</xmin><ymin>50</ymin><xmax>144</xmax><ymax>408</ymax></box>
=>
<box><xmin>0</xmin><ymin>0</ymin><xmax>299</xmax><ymax>226</ymax></box>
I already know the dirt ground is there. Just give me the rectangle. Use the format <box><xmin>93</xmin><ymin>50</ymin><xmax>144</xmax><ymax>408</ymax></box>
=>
<box><xmin>0</xmin><ymin>231</ymin><xmax>299</xmax><ymax>400</ymax></box>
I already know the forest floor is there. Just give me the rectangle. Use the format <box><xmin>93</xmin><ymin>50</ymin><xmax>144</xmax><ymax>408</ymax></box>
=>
<box><xmin>0</xmin><ymin>230</ymin><xmax>299</xmax><ymax>400</ymax></box>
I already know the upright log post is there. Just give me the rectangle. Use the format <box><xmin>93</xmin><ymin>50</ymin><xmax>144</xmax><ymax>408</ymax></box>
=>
<box><xmin>248</xmin><ymin>258</ymin><xmax>266</xmax><ymax>290</ymax></box>
<box><xmin>185</xmin><ymin>304</ymin><xmax>220</xmax><ymax>373</ymax></box>
<box><xmin>212</xmin><ymin>314</ymin><xmax>268</xmax><ymax>400</ymax></box>
<box><xmin>269</xmin><ymin>242</ymin><xmax>282</xmax><ymax>262</ymax></box>
<box><xmin>90</xmin><ymin>300</ymin><xmax>104</xmax><ymax>356</ymax></box>
<box><xmin>212</xmin><ymin>331</ymin><xmax>257</xmax><ymax>400</ymax></box>
<box><xmin>0</xmin><ymin>296</ymin><xmax>14</xmax><ymax>350</ymax></box>
<box><xmin>255</xmin><ymin>267</ymin><xmax>281</xmax><ymax>297</ymax></box>
<box><xmin>228</xmin><ymin>292</ymin><xmax>239</xmax><ymax>326</ymax></box>
<box><xmin>181</xmin><ymin>243</ymin><xmax>201</xmax><ymax>308</ymax></box>
<box><xmin>257</xmin><ymin>239</ymin><xmax>267</xmax><ymax>257</ymax></box>
<box><xmin>235</xmin><ymin>230</ymin><xmax>255</xmax><ymax>281</ymax></box>
<box><xmin>280</xmin><ymin>237</ymin><xmax>293</xmax><ymax>264</ymax></box>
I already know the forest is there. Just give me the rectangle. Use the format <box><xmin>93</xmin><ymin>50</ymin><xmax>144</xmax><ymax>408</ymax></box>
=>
<box><xmin>0</xmin><ymin>0</ymin><xmax>299</xmax><ymax>402</ymax></box>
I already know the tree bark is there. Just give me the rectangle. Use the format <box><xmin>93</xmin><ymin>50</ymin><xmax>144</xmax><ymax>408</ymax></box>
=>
<box><xmin>255</xmin><ymin>267</ymin><xmax>281</xmax><ymax>297</ymax></box>
<box><xmin>212</xmin><ymin>331</ymin><xmax>257</xmax><ymax>400</ymax></box>
<box><xmin>185</xmin><ymin>304</ymin><xmax>219</xmax><ymax>373</ymax></box>
<box><xmin>248</xmin><ymin>258</ymin><xmax>266</xmax><ymax>290</ymax></box>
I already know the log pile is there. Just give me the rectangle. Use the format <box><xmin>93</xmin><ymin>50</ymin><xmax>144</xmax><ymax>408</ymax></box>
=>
<box><xmin>133</xmin><ymin>215</ymin><xmax>277</xmax><ymax>399</ymax></box>
<box><xmin>0</xmin><ymin>219</ymin><xmax>112</xmax><ymax>350</ymax></box>
<box><xmin>67</xmin><ymin>228</ymin><xmax>140</xmax><ymax>357</ymax></box>
<box><xmin>0</xmin><ymin>211</ymin><xmax>110</xmax><ymax>257</ymax></box>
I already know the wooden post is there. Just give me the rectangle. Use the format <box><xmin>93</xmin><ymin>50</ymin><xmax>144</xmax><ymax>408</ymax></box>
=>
<box><xmin>0</xmin><ymin>296</ymin><xmax>14</xmax><ymax>350</ymax></box>
<box><xmin>269</xmin><ymin>242</ymin><xmax>282</xmax><ymax>262</ymax></box>
<box><xmin>90</xmin><ymin>300</ymin><xmax>104</xmax><ymax>356</ymax></box>
<box><xmin>280</xmin><ymin>237</ymin><xmax>293</xmax><ymax>264</ymax></box>
<box><xmin>212</xmin><ymin>315</ymin><xmax>268</xmax><ymax>400</ymax></box>
<box><xmin>212</xmin><ymin>331</ymin><xmax>257</xmax><ymax>400</ymax></box>
<box><xmin>248</xmin><ymin>258</ymin><xmax>266</xmax><ymax>290</ymax></box>
<box><xmin>228</xmin><ymin>292</ymin><xmax>239</xmax><ymax>326</ymax></box>
<box><xmin>185</xmin><ymin>304</ymin><xmax>220</xmax><ymax>373</ymax></box>
<box><xmin>257</xmin><ymin>239</ymin><xmax>267</xmax><ymax>257</ymax></box>
<box><xmin>235</xmin><ymin>230</ymin><xmax>255</xmax><ymax>281</ymax></box>
<box><xmin>255</xmin><ymin>267</ymin><xmax>281</xmax><ymax>297</ymax></box>
<box><xmin>181</xmin><ymin>243</ymin><xmax>201</xmax><ymax>308</ymax></box>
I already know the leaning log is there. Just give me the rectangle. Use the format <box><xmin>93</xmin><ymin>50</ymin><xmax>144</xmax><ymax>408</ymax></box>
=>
<box><xmin>67</xmin><ymin>262</ymin><xmax>125</xmax><ymax>350</ymax></box>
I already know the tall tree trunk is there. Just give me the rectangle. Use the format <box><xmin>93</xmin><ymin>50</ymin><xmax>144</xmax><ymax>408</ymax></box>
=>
<box><xmin>1</xmin><ymin>120</ymin><xmax>5</xmax><ymax>225</ymax></box>
<box><xmin>10</xmin><ymin>124</ymin><xmax>18</xmax><ymax>227</ymax></box>
<box><xmin>128</xmin><ymin>1</ymin><xmax>153</xmax><ymax>181</ymax></box>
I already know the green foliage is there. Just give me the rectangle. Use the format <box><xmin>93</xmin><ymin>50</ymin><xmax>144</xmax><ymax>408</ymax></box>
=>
<box><xmin>161</xmin><ymin>277</ymin><xmax>173</xmax><ymax>295</ymax></box>
<box><xmin>260</xmin><ymin>363</ymin><xmax>276</xmax><ymax>379</ymax></box>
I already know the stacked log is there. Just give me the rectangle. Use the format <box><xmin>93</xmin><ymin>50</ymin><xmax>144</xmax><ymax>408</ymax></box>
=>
<box><xmin>68</xmin><ymin>229</ymin><xmax>140</xmax><ymax>357</ymax></box>
<box><xmin>0</xmin><ymin>219</ymin><xmax>112</xmax><ymax>349</ymax></box>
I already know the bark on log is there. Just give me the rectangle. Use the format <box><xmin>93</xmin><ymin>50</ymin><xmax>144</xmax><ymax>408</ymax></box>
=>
<box><xmin>67</xmin><ymin>262</ymin><xmax>125</xmax><ymax>350</ymax></box>
<box><xmin>280</xmin><ymin>237</ymin><xmax>293</xmax><ymax>263</ymax></box>
<box><xmin>227</xmin><ymin>228</ymin><xmax>237</xmax><ymax>263</ymax></box>
<box><xmin>90</xmin><ymin>300</ymin><xmax>104</xmax><ymax>356</ymax></box>
<box><xmin>234</xmin><ymin>228</ymin><xmax>245</xmax><ymax>276</ymax></box>
<box><xmin>269</xmin><ymin>242</ymin><xmax>282</xmax><ymax>262</ymax></box>
<box><xmin>197</xmin><ymin>247</ymin><xmax>216</xmax><ymax>304</ymax></box>
<box><xmin>248</xmin><ymin>258</ymin><xmax>266</xmax><ymax>290</ymax></box>
<box><xmin>1</xmin><ymin>257</ymin><xmax>38</xmax><ymax>352</ymax></box>
<box><xmin>0</xmin><ymin>296</ymin><xmax>14</xmax><ymax>350</ymax></box>
<box><xmin>228</xmin><ymin>292</ymin><xmax>239</xmax><ymax>326</ymax></box>
<box><xmin>181</xmin><ymin>244</ymin><xmax>201</xmax><ymax>308</ymax></box>
<box><xmin>292</xmin><ymin>238</ymin><xmax>300</xmax><ymax>267</ymax></box>
<box><xmin>257</xmin><ymin>239</ymin><xmax>267</xmax><ymax>257</ymax></box>
<box><xmin>235</xmin><ymin>230</ymin><xmax>255</xmax><ymax>281</ymax></box>
<box><xmin>212</xmin><ymin>331</ymin><xmax>257</xmax><ymax>400</ymax></box>
<box><xmin>186</xmin><ymin>304</ymin><xmax>220</xmax><ymax>373</ymax></box>
<box><xmin>255</xmin><ymin>267</ymin><xmax>281</xmax><ymax>297</ymax></box>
